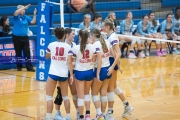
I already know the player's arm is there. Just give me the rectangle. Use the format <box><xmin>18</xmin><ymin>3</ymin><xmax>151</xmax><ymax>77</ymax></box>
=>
<box><xmin>46</xmin><ymin>53</ymin><xmax>51</xmax><ymax>59</ymax></box>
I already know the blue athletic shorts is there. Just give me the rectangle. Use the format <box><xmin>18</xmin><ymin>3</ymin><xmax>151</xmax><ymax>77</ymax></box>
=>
<box><xmin>75</xmin><ymin>69</ymin><xmax>93</xmax><ymax>81</ymax></box>
<box><xmin>48</xmin><ymin>74</ymin><xmax>68</xmax><ymax>81</ymax></box>
<box><xmin>94</xmin><ymin>66</ymin><xmax>112</xmax><ymax>81</ymax></box>
<box><xmin>109</xmin><ymin>57</ymin><xmax>118</xmax><ymax>71</ymax></box>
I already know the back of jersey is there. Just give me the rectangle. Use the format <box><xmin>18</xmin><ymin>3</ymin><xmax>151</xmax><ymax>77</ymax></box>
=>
<box><xmin>93</xmin><ymin>40</ymin><xmax>111</xmax><ymax>68</ymax></box>
<box><xmin>73</xmin><ymin>44</ymin><xmax>95</xmax><ymax>71</ymax></box>
<box><xmin>47</xmin><ymin>42</ymin><xmax>71</xmax><ymax>77</ymax></box>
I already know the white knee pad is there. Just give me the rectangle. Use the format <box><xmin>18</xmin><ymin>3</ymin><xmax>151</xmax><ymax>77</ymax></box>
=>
<box><xmin>62</xmin><ymin>96</ymin><xmax>69</xmax><ymax>101</ymax></box>
<box><xmin>46</xmin><ymin>95</ymin><xmax>53</xmax><ymax>101</ymax></box>
<box><xmin>119</xmin><ymin>40</ymin><xmax>125</xmax><ymax>45</ymax></box>
<box><xmin>92</xmin><ymin>95</ymin><xmax>99</xmax><ymax>102</ymax></box>
<box><xmin>136</xmin><ymin>38</ymin><xmax>141</xmax><ymax>44</ymax></box>
<box><xmin>114</xmin><ymin>87</ymin><xmax>123</xmax><ymax>95</ymax></box>
<box><xmin>161</xmin><ymin>41</ymin><xmax>166</xmax><ymax>44</ymax></box>
<box><xmin>84</xmin><ymin>94</ymin><xmax>91</xmax><ymax>102</ymax></box>
<box><xmin>100</xmin><ymin>96</ymin><xmax>107</xmax><ymax>103</ymax></box>
<box><xmin>72</xmin><ymin>95</ymin><xmax>78</xmax><ymax>100</ymax></box>
<box><xmin>107</xmin><ymin>92</ymin><xmax>114</xmax><ymax>101</ymax></box>
<box><xmin>77</xmin><ymin>98</ymin><xmax>84</xmax><ymax>106</ymax></box>
<box><xmin>141</xmin><ymin>39</ymin><xmax>146</xmax><ymax>44</ymax></box>
<box><xmin>131</xmin><ymin>38</ymin><xmax>136</xmax><ymax>44</ymax></box>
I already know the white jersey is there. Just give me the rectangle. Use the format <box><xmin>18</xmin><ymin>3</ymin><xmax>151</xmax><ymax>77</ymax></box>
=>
<box><xmin>69</xmin><ymin>44</ymin><xmax>96</xmax><ymax>71</ymax></box>
<box><xmin>46</xmin><ymin>41</ymin><xmax>71</xmax><ymax>77</ymax></box>
<box><xmin>107</xmin><ymin>32</ymin><xmax>119</xmax><ymax>57</ymax></box>
<box><xmin>93</xmin><ymin>40</ymin><xmax>111</xmax><ymax>68</ymax></box>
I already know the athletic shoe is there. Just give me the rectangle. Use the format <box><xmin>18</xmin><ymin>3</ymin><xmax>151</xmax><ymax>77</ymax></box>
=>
<box><xmin>78</xmin><ymin>119</ymin><xmax>84</xmax><ymax>120</ymax></box>
<box><xmin>76</xmin><ymin>112</ymin><xmax>79</xmax><ymax>120</ymax></box>
<box><xmin>66</xmin><ymin>118</ymin><xmax>72</xmax><ymax>120</ymax></box>
<box><xmin>172</xmin><ymin>49</ymin><xmax>180</xmax><ymax>54</ymax></box>
<box><xmin>104</xmin><ymin>110</ymin><xmax>114</xmax><ymax>120</ymax></box>
<box><xmin>145</xmin><ymin>49</ymin><xmax>150</xmax><ymax>56</ymax></box>
<box><xmin>138</xmin><ymin>51</ymin><xmax>145</xmax><ymax>58</ymax></box>
<box><xmin>85</xmin><ymin>114</ymin><xmax>91</xmax><ymax>120</ymax></box>
<box><xmin>122</xmin><ymin>105</ymin><xmax>134</xmax><ymax>117</ymax></box>
<box><xmin>161</xmin><ymin>50</ymin><xmax>166</xmax><ymax>56</ymax></box>
<box><xmin>54</xmin><ymin>111</ymin><xmax>66</xmax><ymax>120</ymax></box>
<box><xmin>93</xmin><ymin>114</ymin><xmax>104</xmax><ymax>120</ymax></box>
<box><xmin>46</xmin><ymin>116</ymin><xmax>53</xmax><ymax>120</ymax></box>
<box><xmin>157</xmin><ymin>50</ymin><xmax>162</xmax><ymax>56</ymax></box>
<box><xmin>128</xmin><ymin>53</ymin><xmax>137</xmax><ymax>59</ymax></box>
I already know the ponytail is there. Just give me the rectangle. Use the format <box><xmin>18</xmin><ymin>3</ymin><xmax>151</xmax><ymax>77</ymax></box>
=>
<box><xmin>79</xmin><ymin>29</ymin><xmax>88</xmax><ymax>54</ymax></box>
<box><xmin>99</xmin><ymin>35</ymin><xmax>107</xmax><ymax>53</ymax></box>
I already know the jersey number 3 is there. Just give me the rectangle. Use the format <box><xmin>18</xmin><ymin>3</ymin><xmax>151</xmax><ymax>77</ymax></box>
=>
<box><xmin>82</xmin><ymin>50</ymin><xmax>89</xmax><ymax>59</ymax></box>
<box><xmin>55</xmin><ymin>47</ymin><xmax>64</xmax><ymax>56</ymax></box>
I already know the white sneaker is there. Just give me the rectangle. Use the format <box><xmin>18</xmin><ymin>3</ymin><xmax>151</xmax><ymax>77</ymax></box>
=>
<box><xmin>172</xmin><ymin>49</ymin><xmax>180</xmax><ymax>54</ymax></box>
<box><xmin>138</xmin><ymin>51</ymin><xmax>145</xmax><ymax>58</ymax></box>
<box><xmin>66</xmin><ymin>117</ymin><xmax>72</xmax><ymax>120</ymax></box>
<box><xmin>54</xmin><ymin>111</ymin><xmax>66</xmax><ymax>120</ymax></box>
<box><xmin>122</xmin><ymin>105</ymin><xmax>134</xmax><ymax>117</ymax></box>
<box><xmin>46</xmin><ymin>116</ymin><xmax>53</xmax><ymax>120</ymax></box>
<box><xmin>145</xmin><ymin>49</ymin><xmax>150</xmax><ymax>56</ymax></box>
<box><xmin>104</xmin><ymin>110</ymin><xmax>114</xmax><ymax>120</ymax></box>
<box><xmin>128</xmin><ymin>53</ymin><xmax>137</xmax><ymax>59</ymax></box>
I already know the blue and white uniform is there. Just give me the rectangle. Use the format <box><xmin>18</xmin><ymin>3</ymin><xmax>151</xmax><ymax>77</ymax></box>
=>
<box><xmin>107</xmin><ymin>32</ymin><xmax>119</xmax><ymax>71</ymax></box>
<box><xmin>93</xmin><ymin>40</ymin><xmax>112</xmax><ymax>81</ymax></box>
<box><xmin>120</xmin><ymin>19</ymin><xmax>139</xmax><ymax>44</ymax></box>
<box><xmin>46</xmin><ymin>41</ymin><xmax>71</xmax><ymax>81</ymax></box>
<box><xmin>173</xmin><ymin>15</ymin><xmax>180</xmax><ymax>32</ymax></box>
<box><xmin>69</xmin><ymin>44</ymin><xmax>97</xmax><ymax>81</ymax></box>
<box><xmin>136</xmin><ymin>21</ymin><xmax>152</xmax><ymax>44</ymax></box>
<box><xmin>66</xmin><ymin>40</ymin><xmax>76</xmax><ymax>77</ymax></box>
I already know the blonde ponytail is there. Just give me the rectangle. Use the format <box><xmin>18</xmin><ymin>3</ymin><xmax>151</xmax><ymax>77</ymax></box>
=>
<box><xmin>99</xmin><ymin>35</ymin><xmax>108</xmax><ymax>53</ymax></box>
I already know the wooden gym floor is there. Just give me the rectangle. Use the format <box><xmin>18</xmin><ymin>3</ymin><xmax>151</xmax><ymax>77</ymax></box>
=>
<box><xmin>0</xmin><ymin>55</ymin><xmax>180</xmax><ymax>120</ymax></box>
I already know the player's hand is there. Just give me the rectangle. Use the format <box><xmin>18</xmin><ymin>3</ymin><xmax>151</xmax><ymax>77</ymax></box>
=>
<box><xmin>25</xmin><ymin>4</ymin><xmax>31</xmax><ymax>9</ymax></box>
<box><xmin>118</xmin><ymin>66</ymin><xmax>123</xmax><ymax>74</ymax></box>
<box><xmin>69</xmin><ymin>75</ymin><xmax>74</xmax><ymax>85</ymax></box>
<box><xmin>107</xmin><ymin>66</ymin><xmax>113</xmax><ymax>76</ymax></box>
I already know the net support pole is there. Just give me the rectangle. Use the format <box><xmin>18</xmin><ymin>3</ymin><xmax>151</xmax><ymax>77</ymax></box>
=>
<box><xmin>60</xmin><ymin>0</ymin><xmax>64</xmax><ymax>27</ymax></box>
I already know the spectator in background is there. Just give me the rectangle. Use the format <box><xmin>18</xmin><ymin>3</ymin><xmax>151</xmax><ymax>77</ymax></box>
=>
<box><xmin>160</xmin><ymin>13</ymin><xmax>180</xmax><ymax>54</ymax></box>
<box><xmin>90</xmin><ymin>13</ymin><xmax>102</xmax><ymax>30</ymax></box>
<box><xmin>12</xmin><ymin>4</ymin><xmax>36</xmax><ymax>72</ymax></box>
<box><xmin>79</xmin><ymin>14</ymin><xmax>91</xmax><ymax>31</ymax></box>
<box><xmin>106</xmin><ymin>12</ymin><xmax>120</xmax><ymax>28</ymax></box>
<box><xmin>67</xmin><ymin>0</ymin><xmax>95</xmax><ymax>14</ymax></box>
<box><xmin>173</xmin><ymin>7</ymin><xmax>180</xmax><ymax>36</ymax></box>
<box><xmin>0</xmin><ymin>16</ymin><xmax>12</xmax><ymax>36</ymax></box>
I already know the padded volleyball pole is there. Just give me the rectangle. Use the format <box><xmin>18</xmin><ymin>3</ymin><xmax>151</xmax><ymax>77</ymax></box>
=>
<box><xmin>60</xmin><ymin>0</ymin><xmax>64</xmax><ymax>27</ymax></box>
<box><xmin>36</xmin><ymin>2</ymin><xmax>54</xmax><ymax>81</ymax></box>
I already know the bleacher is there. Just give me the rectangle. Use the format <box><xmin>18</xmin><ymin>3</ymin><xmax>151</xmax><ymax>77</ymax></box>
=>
<box><xmin>0</xmin><ymin>0</ymin><xmax>151</xmax><ymax>35</ymax></box>
<box><xmin>0</xmin><ymin>0</ymin><xmax>179</xmax><ymax>35</ymax></box>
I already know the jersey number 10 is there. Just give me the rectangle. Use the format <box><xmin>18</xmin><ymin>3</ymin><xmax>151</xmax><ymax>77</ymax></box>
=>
<box><xmin>55</xmin><ymin>47</ymin><xmax>64</xmax><ymax>56</ymax></box>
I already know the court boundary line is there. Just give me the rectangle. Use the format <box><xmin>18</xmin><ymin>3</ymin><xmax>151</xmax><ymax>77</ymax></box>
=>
<box><xmin>0</xmin><ymin>109</ymin><xmax>36</xmax><ymax>119</ymax></box>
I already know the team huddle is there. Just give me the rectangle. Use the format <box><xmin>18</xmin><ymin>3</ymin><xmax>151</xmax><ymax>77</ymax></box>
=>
<box><xmin>45</xmin><ymin>19</ymin><xmax>133</xmax><ymax>120</ymax></box>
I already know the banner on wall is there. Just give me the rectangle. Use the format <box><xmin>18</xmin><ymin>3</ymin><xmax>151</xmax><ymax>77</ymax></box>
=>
<box><xmin>0</xmin><ymin>40</ymin><xmax>36</xmax><ymax>65</ymax></box>
<box><xmin>36</xmin><ymin>2</ymin><xmax>54</xmax><ymax>81</ymax></box>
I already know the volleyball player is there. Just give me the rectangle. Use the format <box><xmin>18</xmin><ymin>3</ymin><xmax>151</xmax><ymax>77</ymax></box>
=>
<box><xmin>68</xmin><ymin>29</ymin><xmax>100</xmax><ymax>120</ymax></box>
<box><xmin>103</xmin><ymin>20</ymin><xmax>133</xmax><ymax>119</ymax></box>
<box><xmin>149</xmin><ymin>11</ymin><xmax>166</xmax><ymax>56</ymax></box>
<box><xmin>134</xmin><ymin>15</ymin><xmax>153</xmax><ymax>57</ymax></box>
<box><xmin>120</xmin><ymin>11</ymin><xmax>141</xmax><ymax>59</ymax></box>
<box><xmin>45</xmin><ymin>27</ymin><xmax>73</xmax><ymax>120</ymax></box>
<box><xmin>90</xmin><ymin>28</ymin><xmax>112</xmax><ymax>120</ymax></box>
